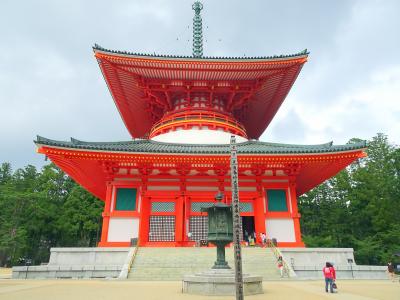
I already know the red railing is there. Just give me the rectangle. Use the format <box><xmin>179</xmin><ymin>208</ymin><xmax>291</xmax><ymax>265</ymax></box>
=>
<box><xmin>149</xmin><ymin>110</ymin><xmax>247</xmax><ymax>138</ymax></box>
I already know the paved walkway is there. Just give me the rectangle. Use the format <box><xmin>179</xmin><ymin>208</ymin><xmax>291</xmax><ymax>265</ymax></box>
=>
<box><xmin>0</xmin><ymin>279</ymin><xmax>398</xmax><ymax>300</ymax></box>
<box><xmin>0</xmin><ymin>269</ymin><xmax>11</xmax><ymax>280</ymax></box>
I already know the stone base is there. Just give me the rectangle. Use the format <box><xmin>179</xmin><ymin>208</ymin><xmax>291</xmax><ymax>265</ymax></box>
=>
<box><xmin>279</xmin><ymin>248</ymin><xmax>387</xmax><ymax>279</ymax></box>
<box><xmin>182</xmin><ymin>269</ymin><xmax>263</xmax><ymax>296</ymax></box>
<box><xmin>12</xmin><ymin>247</ymin><xmax>134</xmax><ymax>279</ymax></box>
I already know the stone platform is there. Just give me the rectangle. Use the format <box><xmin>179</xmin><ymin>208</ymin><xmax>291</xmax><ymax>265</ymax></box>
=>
<box><xmin>12</xmin><ymin>247</ymin><xmax>135</xmax><ymax>279</ymax></box>
<box><xmin>12</xmin><ymin>247</ymin><xmax>387</xmax><ymax>281</ymax></box>
<box><xmin>279</xmin><ymin>248</ymin><xmax>387</xmax><ymax>279</ymax></box>
<box><xmin>182</xmin><ymin>268</ymin><xmax>263</xmax><ymax>296</ymax></box>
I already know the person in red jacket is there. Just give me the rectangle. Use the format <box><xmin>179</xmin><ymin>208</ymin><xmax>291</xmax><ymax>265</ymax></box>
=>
<box><xmin>323</xmin><ymin>262</ymin><xmax>336</xmax><ymax>293</ymax></box>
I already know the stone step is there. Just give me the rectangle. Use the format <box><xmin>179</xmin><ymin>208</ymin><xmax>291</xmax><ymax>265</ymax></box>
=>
<box><xmin>128</xmin><ymin>247</ymin><xmax>282</xmax><ymax>281</ymax></box>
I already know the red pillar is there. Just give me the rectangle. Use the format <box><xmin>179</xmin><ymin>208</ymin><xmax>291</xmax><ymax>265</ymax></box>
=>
<box><xmin>175</xmin><ymin>195</ymin><xmax>185</xmax><ymax>245</ymax></box>
<box><xmin>253</xmin><ymin>178</ymin><xmax>265</xmax><ymax>244</ymax></box>
<box><xmin>138</xmin><ymin>192</ymin><xmax>151</xmax><ymax>246</ymax></box>
<box><xmin>289</xmin><ymin>180</ymin><xmax>305</xmax><ymax>247</ymax></box>
<box><xmin>99</xmin><ymin>182</ymin><xmax>113</xmax><ymax>247</ymax></box>
<box><xmin>254</xmin><ymin>195</ymin><xmax>266</xmax><ymax>244</ymax></box>
<box><xmin>184</xmin><ymin>195</ymin><xmax>191</xmax><ymax>243</ymax></box>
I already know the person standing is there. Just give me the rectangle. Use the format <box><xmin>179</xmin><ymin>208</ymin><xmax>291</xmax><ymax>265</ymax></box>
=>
<box><xmin>277</xmin><ymin>256</ymin><xmax>284</xmax><ymax>277</ymax></box>
<box><xmin>387</xmin><ymin>262</ymin><xmax>395</xmax><ymax>282</ymax></box>
<box><xmin>323</xmin><ymin>262</ymin><xmax>336</xmax><ymax>293</ymax></box>
<box><xmin>248</xmin><ymin>235</ymin><xmax>255</xmax><ymax>246</ymax></box>
<box><xmin>260</xmin><ymin>232</ymin><xmax>266</xmax><ymax>247</ymax></box>
<box><xmin>244</xmin><ymin>230</ymin><xmax>249</xmax><ymax>246</ymax></box>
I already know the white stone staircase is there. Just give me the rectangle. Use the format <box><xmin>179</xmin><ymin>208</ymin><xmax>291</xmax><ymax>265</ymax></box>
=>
<box><xmin>127</xmin><ymin>247</ymin><xmax>283</xmax><ymax>281</ymax></box>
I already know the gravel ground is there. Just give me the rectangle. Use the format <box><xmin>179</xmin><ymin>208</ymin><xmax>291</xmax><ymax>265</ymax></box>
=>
<box><xmin>0</xmin><ymin>279</ymin><xmax>398</xmax><ymax>300</ymax></box>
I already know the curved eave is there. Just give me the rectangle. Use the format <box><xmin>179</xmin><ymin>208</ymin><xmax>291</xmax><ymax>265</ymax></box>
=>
<box><xmin>37</xmin><ymin>144</ymin><xmax>367</xmax><ymax>157</ymax></box>
<box><xmin>93</xmin><ymin>46</ymin><xmax>308</xmax><ymax>139</ymax></box>
<box><xmin>35</xmin><ymin>136</ymin><xmax>366</xmax><ymax>199</ymax></box>
<box><xmin>34</xmin><ymin>136</ymin><xmax>366</xmax><ymax>155</ymax></box>
<box><xmin>93</xmin><ymin>44</ymin><xmax>309</xmax><ymax>62</ymax></box>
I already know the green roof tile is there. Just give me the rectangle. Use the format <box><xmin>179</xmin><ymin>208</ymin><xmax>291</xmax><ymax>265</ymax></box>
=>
<box><xmin>93</xmin><ymin>44</ymin><xmax>309</xmax><ymax>61</ymax></box>
<box><xmin>35</xmin><ymin>136</ymin><xmax>367</xmax><ymax>155</ymax></box>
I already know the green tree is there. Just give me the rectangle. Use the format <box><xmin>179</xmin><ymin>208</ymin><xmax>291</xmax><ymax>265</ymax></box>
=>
<box><xmin>57</xmin><ymin>185</ymin><xmax>103</xmax><ymax>247</ymax></box>
<box><xmin>0</xmin><ymin>163</ymin><xmax>103</xmax><ymax>266</ymax></box>
<box><xmin>300</xmin><ymin>133</ymin><xmax>400</xmax><ymax>265</ymax></box>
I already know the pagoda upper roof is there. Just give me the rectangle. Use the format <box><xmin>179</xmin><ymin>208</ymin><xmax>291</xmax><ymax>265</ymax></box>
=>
<box><xmin>93</xmin><ymin>45</ymin><xmax>308</xmax><ymax>139</ymax></box>
<box><xmin>35</xmin><ymin>136</ymin><xmax>366</xmax><ymax>155</ymax></box>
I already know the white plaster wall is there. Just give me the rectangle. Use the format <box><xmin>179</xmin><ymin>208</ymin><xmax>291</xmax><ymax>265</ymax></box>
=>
<box><xmin>266</xmin><ymin>218</ymin><xmax>295</xmax><ymax>243</ymax></box>
<box><xmin>151</xmin><ymin>129</ymin><xmax>248</xmax><ymax>144</ymax></box>
<box><xmin>108</xmin><ymin>218</ymin><xmax>139</xmax><ymax>242</ymax></box>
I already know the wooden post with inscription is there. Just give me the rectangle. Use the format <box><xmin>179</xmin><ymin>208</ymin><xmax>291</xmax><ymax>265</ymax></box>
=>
<box><xmin>230</xmin><ymin>135</ymin><xmax>244</xmax><ymax>300</ymax></box>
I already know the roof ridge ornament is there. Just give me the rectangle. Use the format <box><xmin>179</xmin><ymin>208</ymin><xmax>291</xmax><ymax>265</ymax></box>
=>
<box><xmin>192</xmin><ymin>1</ymin><xmax>204</xmax><ymax>58</ymax></box>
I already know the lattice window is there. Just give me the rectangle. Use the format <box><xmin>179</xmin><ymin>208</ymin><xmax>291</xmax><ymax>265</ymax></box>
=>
<box><xmin>149</xmin><ymin>216</ymin><xmax>175</xmax><ymax>241</ymax></box>
<box><xmin>191</xmin><ymin>202</ymin><xmax>214</xmax><ymax>212</ymax></box>
<box><xmin>151</xmin><ymin>202</ymin><xmax>175</xmax><ymax>212</ymax></box>
<box><xmin>189</xmin><ymin>216</ymin><xmax>208</xmax><ymax>241</ymax></box>
<box><xmin>240</xmin><ymin>202</ymin><xmax>253</xmax><ymax>212</ymax></box>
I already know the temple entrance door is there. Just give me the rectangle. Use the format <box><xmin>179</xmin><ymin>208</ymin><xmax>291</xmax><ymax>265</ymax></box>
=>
<box><xmin>189</xmin><ymin>216</ymin><xmax>208</xmax><ymax>242</ymax></box>
<box><xmin>241</xmin><ymin>216</ymin><xmax>255</xmax><ymax>242</ymax></box>
<box><xmin>145</xmin><ymin>197</ymin><xmax>178</xmax><ymax>244</ymax></box>
<box><xmin>148</xmin><ymin>216</ymin><xmax>176</xmax><ymax>242</ymax></box>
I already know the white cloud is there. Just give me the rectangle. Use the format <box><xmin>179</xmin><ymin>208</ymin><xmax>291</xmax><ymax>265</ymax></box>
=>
<box><xmin>1</xmin><ymin>0</ymin><xmax>399</xmax><ymax>169</ymax></box>
<box><xmin>268</xmin><ymin>65</ymin><xmax>400</xmax><ymax>145</ymax></box>
<box><xmin>266</xmin><ymin>0</ymin><xmax>400</xmax><ymax>145</ymax></box>
<box><xmin>117</xmin><ymin>1</ymin><xmax>174</xmax><ymax>24</ymax></box>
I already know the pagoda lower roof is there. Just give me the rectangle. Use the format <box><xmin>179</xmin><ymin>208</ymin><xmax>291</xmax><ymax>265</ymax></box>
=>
<box><xmin>35</xmin><ymin>136</ymin><xmax>366</xmax><ymax>155</ymax></box>
<box><xmin>35</xmin><ymin>136</ymin><xmax>366</xmax><ymax>200</ymax></box>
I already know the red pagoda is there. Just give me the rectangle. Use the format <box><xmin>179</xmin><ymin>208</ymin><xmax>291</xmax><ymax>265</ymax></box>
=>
<box><xmin>35</xmin><ymin>2</ymin><xmax>366</xmax><ymax>248</ymax></box>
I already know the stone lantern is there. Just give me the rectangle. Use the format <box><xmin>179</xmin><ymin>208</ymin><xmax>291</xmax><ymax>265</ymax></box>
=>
<box><xmin>183</xmin><ymin>192</ymin><xmax>263</xmax><ymax>296</ymax></box>
<box><xmin>201</xmin><ymin>192</ymin><xmax>233</xmax><ymax>269</ymax></box>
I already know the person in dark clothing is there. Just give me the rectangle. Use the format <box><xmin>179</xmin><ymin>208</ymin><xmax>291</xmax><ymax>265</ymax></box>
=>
<box><xmin>322</xmin><ymin>262</ymin><xmax>336</xmax><ymax>293</ymax></box>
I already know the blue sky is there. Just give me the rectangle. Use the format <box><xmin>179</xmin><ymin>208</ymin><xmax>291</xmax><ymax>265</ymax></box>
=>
<box><xmin>1</xmin><ymin>0</ymin><xmax>399</xmax><ymax>169</ymax></box>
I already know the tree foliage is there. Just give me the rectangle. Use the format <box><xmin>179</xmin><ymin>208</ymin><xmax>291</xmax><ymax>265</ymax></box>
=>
<box><xmin>0</xmin><ymin>163</ymin><xmax>103</xmax><ymax>266</ymax></box>
<box><xmin>300</xmin><ymin>133</ymin><xmax>400</xmax><ymax>265</ymax></box>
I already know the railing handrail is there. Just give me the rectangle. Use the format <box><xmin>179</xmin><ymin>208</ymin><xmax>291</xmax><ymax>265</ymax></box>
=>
<box><xmin>266</xmin><ymin>239</ymin><xmax>292</xmax><ymax>278</ymax></box>
<box><xmin>149</xmin><ymin>111</ymin><xmax>248</xmax><ymax>138</ymax></box>
<box><xmin>152</xmin><ymin>110</ymin><xmax>246</xmax><ymax>131</ymax></box>
<box><xmin>127</xmin><ymin>243</ymin><xmax>140</xmax><ymax>273</ymax></box>
<box><xmin>155</xmin><ymin>115</ymin><xmax>243</xmax><ymax>129</ymax></box>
